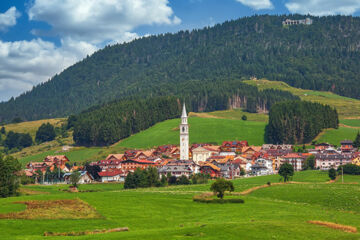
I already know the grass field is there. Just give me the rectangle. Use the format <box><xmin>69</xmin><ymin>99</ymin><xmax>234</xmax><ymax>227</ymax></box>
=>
<box><xmin>340</xmin><ymin>119</ymin><xmax>360</xmax><ymax>128</ymax></box>
<box><xmin>0</xmin><ymin>171</ymin><xmax>359</xmax><ymax>239</ymax></box>
<box><xmin>244</xmin><ymin>79</ymin><xmax>360</xmax><ymax>118</ymax></box>
<box><xmin>315</xmin><ymin>127</ymin><xmax>358</xmax><ymax>146</ymax></box>
<box><xmin>190</xmin><ymin>109</ymin><xmax>268</xmax><ymax>122</ymax></box>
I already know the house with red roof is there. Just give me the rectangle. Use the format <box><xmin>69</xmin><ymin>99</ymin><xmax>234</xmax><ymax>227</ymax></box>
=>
<box><xmin>98</xmin><ymin>169</ymin><xmax>126</xmax><ymax>182</ymax></box>
<box><xmin>200</xmin><ymin>163</ymin><xmax>221</xmax><ymax>178</ymax></box>
<box><xmin>121</xmin><ymin>159</ymin><xmax>156</xmax><ymax>173</ymax></box>
<box><xmin>220</xmin><ymin>140</ymin><xmax>248</xmax><ymax>153</ymax></box>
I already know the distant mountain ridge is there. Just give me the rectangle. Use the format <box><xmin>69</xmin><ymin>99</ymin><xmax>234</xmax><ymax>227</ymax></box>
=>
<box><xmin>1</xmin><ymin>14</ymin><xmax>360</xmax><ymax>122</ymax></box>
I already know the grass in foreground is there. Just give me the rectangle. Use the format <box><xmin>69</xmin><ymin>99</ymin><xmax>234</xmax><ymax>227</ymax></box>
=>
<box><xmin>0</xmin><ymin>199</ymin><xmax>100</xmax><ymax>220</ymax></box>
<box><xmin>0</xmin><ymin>172</ymin><xmax>359</xmax><ymax>239</ymax></box>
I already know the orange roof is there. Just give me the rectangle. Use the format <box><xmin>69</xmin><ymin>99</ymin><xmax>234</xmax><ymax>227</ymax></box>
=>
<box><xmin>105</xmin><ymin>154</ymin><xmax>124</xmax><ymax>161</ymax></box>
<box><xmin>283</xmin><ymin>153</ymin><xmax>302</xmax><ymax>158</ymax></box>
<box><xmin>205</xmin><ymin>163</ymin><xmax>221</xmax><ymax>172</ymax></box>
<box><xmin>45</xmin><ymin>155</ymin><xmax>69</xmax><ymax>162</ymax></box>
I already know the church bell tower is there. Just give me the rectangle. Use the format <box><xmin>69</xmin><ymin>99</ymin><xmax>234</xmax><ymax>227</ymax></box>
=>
<box><xmin>180</xmin><ymin>103</ymin><xmax>189</xmax><ymax>160</ymax></box>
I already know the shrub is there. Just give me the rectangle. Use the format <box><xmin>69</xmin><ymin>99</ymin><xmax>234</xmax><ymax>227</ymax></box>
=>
<box><xmin>328</xmin><ymin>168</ymin><xmax>337</xmax><ymax>180</ymax></box>
<box><xmin>192</xmin><ymin>193</ymin><xmax>244</xmax><ymax>204</ymax></box>
<box><xmin>241</xmin><ymin>115</ymin><xmax>247</xmax><ymax>121</ymax></box>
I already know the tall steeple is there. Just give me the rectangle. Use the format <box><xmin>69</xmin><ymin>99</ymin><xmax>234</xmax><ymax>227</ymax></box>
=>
<box><xmin>180</xmin><ymin>102</ymin><xmax>189</xmax><ymax>160</ymax></box>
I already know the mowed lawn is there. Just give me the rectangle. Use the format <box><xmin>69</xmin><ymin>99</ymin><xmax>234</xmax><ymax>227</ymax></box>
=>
<box><xmin>116</xmin><ymin>117</ymin><xmax>266</xmax><ymax>149</ymax></box>
<box><xmin>0</xmin><ymin>171</ymin><xmax>359</xmax><ymax>239</ymax></box>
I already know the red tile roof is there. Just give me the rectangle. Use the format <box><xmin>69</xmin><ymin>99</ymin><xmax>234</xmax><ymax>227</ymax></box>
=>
<box><xmin>98</xmin><ymin>170</ymin><xmax>124</xmax><ymax>177</ymax></box>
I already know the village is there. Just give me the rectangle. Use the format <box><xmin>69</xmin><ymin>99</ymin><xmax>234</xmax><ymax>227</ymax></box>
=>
<box><xmin>24</xmin><ymin>104</ymin><xmax>360</xmax><ymax>184</ymax></box>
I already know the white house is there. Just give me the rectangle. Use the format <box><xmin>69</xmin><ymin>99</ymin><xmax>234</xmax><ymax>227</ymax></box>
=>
<box><xmin>63</xmin><ymin>171</ymin><xmax>94</xmax><ymax>184</ymax></box>
<box><xmin>251</xmin><ymin>158</ymin><xmax>273</xmax><ymax>176</ymax></box>
<box><xmin>98</xmin><ymin>170</ymin><xmax>126</xmax><ymax>182</ymax></box>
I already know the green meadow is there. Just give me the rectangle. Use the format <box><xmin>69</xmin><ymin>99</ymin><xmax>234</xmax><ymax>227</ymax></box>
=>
<box><xmin>316</xmin><ymin>127</ymin><xmax>358</xmax><ymax>146</ymax></box>
<box><xmin>115</xmin><ymin>117</ymin><xmax>266</xmax><ymax>149</ymax></box>
<box><xmin>0</xmin><ymin>171</ymin><xmax>359</xmax><ymax>240</ymax></box>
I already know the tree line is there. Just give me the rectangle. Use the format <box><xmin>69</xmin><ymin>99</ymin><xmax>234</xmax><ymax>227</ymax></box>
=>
<box><xmin>1</xmin><ymin>14</ymin><xmax>360</xmax><ymax>122</ymax></box>
<box><xmin>124</xmin><ymin>167</ymin><xmax>209</xmax><ymax>189</ymax></box>
<box><xmin>265</xmin><ymin>100</ymin><xmax>338</xmax><ymax>144</ymax></box>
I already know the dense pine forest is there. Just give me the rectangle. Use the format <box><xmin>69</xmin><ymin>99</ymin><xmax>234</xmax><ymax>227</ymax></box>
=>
<box><xmin>0</xmin><ymin>14</ymin><xmax>360</xmax><ymax>122</ymax></box>
<box><xmin>265</xmin><ymin>101</ymin><xmax>339</xmax><ymax>144</ymax></box>
<box><xmin>72</xmin><ymin>84</ymin><xmax>298</xmax><ymax>146</ymax></box>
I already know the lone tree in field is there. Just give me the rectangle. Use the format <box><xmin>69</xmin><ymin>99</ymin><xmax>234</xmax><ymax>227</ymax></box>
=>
<box><xmin>328</xmin><ymin>168</ymin><xmax>337</xmax><ymax>180</ymax></box>
<box><xmin>210</xmin><ymin>178</ymin><xmax>234</xmax><ymax>199</ymax></box>
<box><xmin>70</xmin><ymin>171</ymin><xmax>81</xmax><ymax>188</ymax></box>
<box><xmin>278</xmin><ymin>163</ymin><xmax>294</xmax><ymax>182</ymax></box>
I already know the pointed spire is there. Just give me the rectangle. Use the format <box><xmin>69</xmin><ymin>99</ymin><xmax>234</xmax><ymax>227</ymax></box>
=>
<box><xmin>181</xmin><ymin>102</ymin><xmax>187</xmax><ymax>118</ymax></box>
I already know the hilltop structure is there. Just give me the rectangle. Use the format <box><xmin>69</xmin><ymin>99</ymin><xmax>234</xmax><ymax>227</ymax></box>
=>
<box><xmin>282</xmin><ymin>18</ymin><xmax>313</xmax><ymax>26</ymax></box>
<box><xmin>180</xmin><ymin>103</ymin><xmax>189</xmax><ymax>160</ymax></box>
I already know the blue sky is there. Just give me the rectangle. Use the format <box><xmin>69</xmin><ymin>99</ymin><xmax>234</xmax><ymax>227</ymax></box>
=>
<box><xmin>0</xmin><ymin>0</ymin><xmax>360</xmax><ymax>102</ymax></box>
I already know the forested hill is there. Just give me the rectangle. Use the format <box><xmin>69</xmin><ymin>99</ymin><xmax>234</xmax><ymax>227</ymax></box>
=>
<box><xmin>2</xmin><ymin>14</ymin><xmax>360</xmax><ymax>122</ymax></box>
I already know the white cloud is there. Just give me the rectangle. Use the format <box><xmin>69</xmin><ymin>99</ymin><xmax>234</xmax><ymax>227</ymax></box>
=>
<box><xmin>0</xmin><ymin>7</ymin><xmax>21</xmax><ymax>31</ymax></box>
<box><xmin>286</xmin><ymin>0</ymin><xmax>360</xmax><ymax>16</ymax></box>
<box><xmin>0</xmin><ymin>38</ymin><xmax>97</xmax><ymax>101</ymax></box>
<box><xmin>236</xmin><ymin>0</ymin><xmax>274</xmax><ymax>10</ymax></box>
<box><xmin>0</xmin><ymin>0</ymin><xmax>180</xmax><ymax>101</ymax></box>
<box><xmin>28</xmin><ymin>0</ymin><xmax>181</xmax><ymax>44</ymax></box>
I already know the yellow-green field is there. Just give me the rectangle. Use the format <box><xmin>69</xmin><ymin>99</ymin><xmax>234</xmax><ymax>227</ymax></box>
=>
<box><xmin>2</xmin><ymin>118</ymin><xmax>66</xmax><ymax>138</ymax></box>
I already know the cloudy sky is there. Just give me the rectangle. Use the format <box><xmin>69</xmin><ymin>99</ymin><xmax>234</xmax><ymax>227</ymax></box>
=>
<box><xmin>0</xmin><ymin>0</ymin><xmax>360</xmax><ymax>102</ymax></box>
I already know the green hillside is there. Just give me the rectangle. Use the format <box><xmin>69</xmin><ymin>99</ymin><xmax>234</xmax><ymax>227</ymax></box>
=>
<box><xmin>2</xmin><ymin>15</ymin><xmax>360</xmax><ymax>121</ymax></box>
<box><xmin>244</xmin><ymin>79</ymin><xmax>360</xmax><ymax>118</ymax></box>
<box><xmin>1</xmin><ymin>171</ymin><xmax>359</xmax><ymax>239</ymax></box>
<box><xmin>116</xmin><ymin>117</ymin><xmax>266</xmax><ymax>149</ymax></box>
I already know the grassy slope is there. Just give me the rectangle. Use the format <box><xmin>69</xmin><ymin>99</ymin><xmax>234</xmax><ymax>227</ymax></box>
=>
<box><xmin>244</xmin><ymin>79</ymin><xmax>360</xmax><ymax>118</ymax></box>
<box><xmin>2</xmin><ymin>118</ymin><xmax>66</xmax><ymax>138</ymax></box>
<box><xmin>115</xmin><ymin>116</ymin><xmax>266</xmax><ymax>149</ymax></box>
<box><xmin>0</xmin><ymin>171</ymin><xmax>359</xmax><ymax>239</ymax></box>
<box><xmin>315</xmin><ymin>127</ymin><xmax>358</xmax><ymax>146</ymax></box>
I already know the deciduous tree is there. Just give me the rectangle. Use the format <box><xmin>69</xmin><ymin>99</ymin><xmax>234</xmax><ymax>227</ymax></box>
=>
<box><xmin>210</xmin><ymin>178</ymin><xmax>234</xmax><ymax>199</ymax></box>
<box><xmin>279</xmin><ymin>163</ymin><xmax>294</xmax><ymax>182</ymax></box>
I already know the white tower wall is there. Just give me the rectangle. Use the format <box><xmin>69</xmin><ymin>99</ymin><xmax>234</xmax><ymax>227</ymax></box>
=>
<box><xmin>180</xmin><ymin>103</ymin><xmax>189</xmax><ymax>160</ymax></box>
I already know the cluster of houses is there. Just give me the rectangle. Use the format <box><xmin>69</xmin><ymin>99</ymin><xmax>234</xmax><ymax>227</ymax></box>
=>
<box><xmin>24</xmin><ymin>140</ymin><xmax>360</xmax><ymax>184</ymax></box>
<box><xmin>23</xmin><ymin>104</ymin><xmax>360</xmax><ymax>184</ymax></box>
